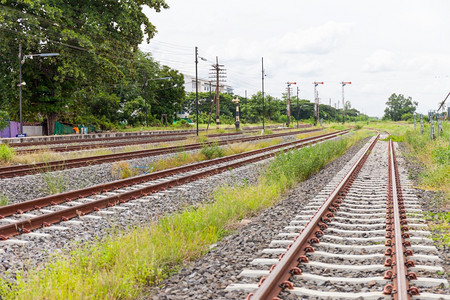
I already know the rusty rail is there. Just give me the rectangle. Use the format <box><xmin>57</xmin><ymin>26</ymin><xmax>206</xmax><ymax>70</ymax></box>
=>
<box><xmin>248</xmin><ymin>134</ymin><xmax>380</xmax><ymax>300</ymax></box>
<box><xmin>382</xmin><ymin>139</ymin><xmax>419</xmax><ymax>298</ymax></box>
<box><xmin>0</xmin><ymin>128</ymin><xmax>322</xmax><ymax>179</ymax></box>
<box><xmin>14</xmin><ymin>132</ymin><xmax>244</xmax><ymax>154</ymax></box>
<box><xmin>0</xmin><ymin>130</ymin><xmax>349</xmax><ymax>239</ymax></box>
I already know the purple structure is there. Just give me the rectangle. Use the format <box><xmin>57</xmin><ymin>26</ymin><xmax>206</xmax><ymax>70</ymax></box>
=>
<box><xmin>0</xmin><ymin>122</ymin><xmax>21</xmax><ymax>138</ymax></box>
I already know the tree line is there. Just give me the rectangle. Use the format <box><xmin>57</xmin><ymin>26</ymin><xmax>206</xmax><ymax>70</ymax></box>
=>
<box><xmin>1</xmin><ymin>1</ymin><xmax>376</xmax><ymax>135</ymax></box>
<box><xmin>0</xmin><ymin>0</ymin><xmax>186</xmax><ymax>133</ymax></box>
<box><xmin>184</xmin><ymin>91</ymin><xmax>368</xmax><ymax>125</ymax></box>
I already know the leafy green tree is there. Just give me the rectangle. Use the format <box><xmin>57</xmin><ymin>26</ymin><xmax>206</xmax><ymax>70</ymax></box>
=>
<box><xmin>0</xmin><ymin>110</ymin><xmax>9</xmax><ymax>130</ymax></box>
<box><xmin>384</xmin><ymin>93</ymin><xmax>417</xmax><ymax>121</ymax></box>
<box><xmin>0</xmin><ymin>0</ymin><xmax>168</xmax><ymax>133</ymax></box>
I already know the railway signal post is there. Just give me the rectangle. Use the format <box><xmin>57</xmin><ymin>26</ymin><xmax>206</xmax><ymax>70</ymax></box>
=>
<box><xmin>286</xmin><ymin>82</ymin><xmax>296</xmax><ymax>127</ymax></box>
<box><xmin>313</xmin><ymin>82</ymin><xmax>324</xmax><ymax>126</ymax></box>
<box><xmin>232</xmin><ymin>96</ymin><xmax>240</xmax><ymax>130</ymax></box>
<box><xmin>341</xmin><ymin>81</ymin><xmax>352</xmax><ymax>124</ymax></box>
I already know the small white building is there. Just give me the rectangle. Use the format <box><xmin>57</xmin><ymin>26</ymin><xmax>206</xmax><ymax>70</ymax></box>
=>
<box><xmin>183</xmin><ymin>74</ymin><xmax>233</xmax><ymax>94</ymax></box>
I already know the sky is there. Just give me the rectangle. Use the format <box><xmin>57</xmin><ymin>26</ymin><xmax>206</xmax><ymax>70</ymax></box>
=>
<box><xmin>141</xmin><ymin>0</ymin><xmax>450</xmax><ymax>118</ymax></box>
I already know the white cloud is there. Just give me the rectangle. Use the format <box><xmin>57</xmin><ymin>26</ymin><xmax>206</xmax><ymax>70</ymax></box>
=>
<box><xmin>363</xmin><ymin>50</ymin><xmax>398</xmax><ymax>73</ymax></box>
<box><xmin>277</xmin><ymin>21</ymin><xmax>353</xmax><ymax>55</ymax></box>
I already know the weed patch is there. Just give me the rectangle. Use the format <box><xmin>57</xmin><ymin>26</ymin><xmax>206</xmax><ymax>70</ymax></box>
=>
<box><xmin>0</xmin><ymin>194</ymin><xmax>8</xmax><ymax>206</ymax></box>
<box><xmin>425</xmin><ymin>211</ymin><xmax>450</xmax><ymax>248</ymax></box>
<box><xmin>111</xmin><ymin>161</ymin><xmax>139</xmax><ymax>179</ymax></box>
<box><xmin>41</xmin><ymin>172</ymin><xmax>67</xmax><ymax>195</ymax></box>
<box><xmin>0</xmin><ymin>144</ymin><xmax>15</xmax><ymax>163</ymax></box>
<box><xmin>200</xmin><ymin>142</ymin><xmax>224</xmax><ymax>159</ymax></box>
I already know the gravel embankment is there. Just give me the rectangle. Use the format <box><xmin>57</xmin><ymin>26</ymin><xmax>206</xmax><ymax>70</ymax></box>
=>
<box><xmin>0</xmin><ymin>134</ymin><xmax>305</xmax><ymax>280</ymax></box>
<box><xmin>144</xmin><ymin>137</ymin><xmax>370</xmax><ymax>299</ymax></box>
<box><xmin>0</xmin><ymin>135</ymin><xmax>295</xmax><ymax>204</ymax></box>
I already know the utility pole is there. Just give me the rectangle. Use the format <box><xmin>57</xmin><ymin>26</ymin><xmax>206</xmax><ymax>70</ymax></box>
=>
<box><xmin>296</xmin><ymin>86</ymin><xmax>300</xmax><ymax>128</ymax></box>
<box><xmin>261</xmin><ymin>57</ymin><xmax>265</xmax><ymax>131</ymax></box>
<box><xmin>210</xmin><ymin>57</ymin><xmax>225</xmax><ymax>128</ymax></box>
<box><xmin>142</xmin><ymin>72</ymin><xmax>148</xmax><ymax>127</ymax></box>
<box><xmin>18</xmin><ymin>44</ymin><xmax>23</xmax><ymax>135</ymax></box>
<box><xmin>195</xmin><ymin>47</ymin><xmax>199</xmax><ymax>136</ymax></box>
<box><xmin>244</xmin><ymin>90</ymin><xmax>247</xmax><ymax>122</ymax></box>
<box><xmin>334</xmin><ymin>103</ymin><xmax>337</xmax><ymax>122</ymax></box>
<box><xmin>286</xmin><ymin>82</ymin><xmax>296</xmax><ymax>127</ymax></box>
<box><xmin>313</xmin><ymin>82</ymin><xmax>324</xmax><ymax>126</ymax></box>
<box><xmin>341</xmin><ymin>81</ymin><xmax>351</xmax><ymax>124</ymax></box>
<box><xmin>206</xmin><ymin>81</ymin><xmax>213</xmax><ymax>131</ymax></box>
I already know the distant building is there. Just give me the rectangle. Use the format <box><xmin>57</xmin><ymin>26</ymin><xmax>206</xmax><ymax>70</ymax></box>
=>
<box><xmin>183</xmin><ymin>74</ymin><xmax>233</xmax><ymax>94</ymax></box>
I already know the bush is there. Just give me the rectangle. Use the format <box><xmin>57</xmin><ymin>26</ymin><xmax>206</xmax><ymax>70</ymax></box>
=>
<box><xmin>200</xmin><ymin>142</ymin><xmax>224</xmax><ymax>160</ymax></box>
<box><xmin>0</xmin><ymin>144</ymin><xmax>15</xmax><ymax>162</ymax></box>
<box><xmin>173</xmin><ymin>119</ymin><xmax>191</xmax><ymax>128</ymax></box>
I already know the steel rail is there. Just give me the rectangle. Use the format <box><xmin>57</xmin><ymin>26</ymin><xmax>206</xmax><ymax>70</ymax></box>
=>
<box><xmin>382</xmin><ymin>139</ymin><xmax>419</xmax><ymax>299</ymax></box>
<box><xmin>0</xmin><ymin>130</ymin><xmax>347</xmax><ymax>219</ymax></box>
<box><xmin>0</xmin><ymin>128</ymin><xmax>322</xmax><ymax>179</ymax></box>
<box><xmin>14</xmin><ymin>131</ymin><xmax>251</xmax><ymax>154</ymax></box>
<box><xmin>9</xmin><ymin>130</ymin><xmax>229</xmax><ymax>148</ymax></box>
<box><xmin>248</xmin><ymin>134</ymin><xmax>380</xmax><ymax>300</ymax></box>
<box><xmin>0</xmin><ymin>130</ymin><xmax>349</xmax><ymax>239</ymax></box>
<box><xmin>8</xmin><ymin>125</ymin><xmax>306</xmax><ymax>149</ymax></box>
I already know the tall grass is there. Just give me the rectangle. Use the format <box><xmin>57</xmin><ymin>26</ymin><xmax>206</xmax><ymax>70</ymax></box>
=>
<box><xmin>41</xmin><ymin>173</ymin><xmax>67</xmax><ymax>195</ymax></box>
<box><xmin>0</xmin><ymin>130</ymin><xmax>370</xmax><ymax>299</ymax></box>
<box><xmin>0</xmin><ymin>144</ymin><xmax>15</xmax><ymax>163</ymax></box>
<box><xmin>403</xmin><ymin>123</ymin><xmax>450</xmax><ymax>206</ymax></box>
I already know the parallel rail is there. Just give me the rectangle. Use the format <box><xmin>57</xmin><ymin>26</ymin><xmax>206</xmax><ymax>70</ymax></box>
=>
<box><xmin>0</xmin><ymin>128</ymin><xmax>321</xmax><ymax>179</ymax></box>
<box><xmin>0</xmin><ymin>130</ymin><xmax>349</xmax><ymax>240</ymax></box>
<box><xmin>248</xmin><ymin>134</ymin><xmax>380</xmax><ymax>299</ymax></box>
<box><xmin>14</xmin><ymin>131</ymin><xmax>244</xmax><ymax>154</ymax></box>
<box><xmin>383</xmin><ymin>139</ymin><xmax>419</xmax><ymax>298</ymax></box>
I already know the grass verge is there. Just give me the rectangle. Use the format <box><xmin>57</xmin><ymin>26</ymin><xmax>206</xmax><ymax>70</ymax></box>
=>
<box><xmin>0</xmin><ymin>130</ymin><xmax>371</xmax><ymax>299</ymax></box>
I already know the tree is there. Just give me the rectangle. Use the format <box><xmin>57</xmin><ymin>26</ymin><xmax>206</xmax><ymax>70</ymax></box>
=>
<box><xmin>384</xmin><ymin>93</ymin><xmax>418</xmax><ymax>121</ymax></box>
<box><xmin>0</xmin><ymin>0</ymin><xmax>168</xmax><ymax>133</ymax></box>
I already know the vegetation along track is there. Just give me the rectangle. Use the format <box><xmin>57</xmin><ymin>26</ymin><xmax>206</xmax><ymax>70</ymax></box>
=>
<box><xmin>0</xmin><ymin>128</ymin><xmax>322</xmax><ymax>179</ymax></box>
<box><xmin>0</xmin><ymin>130</ymin><xmax>348</xmax><ymax>240</ymax></box>
<box><xmin>227</xmin><ymin>135</ymin><xmax>449</xmax><ymax>299</ymax></box>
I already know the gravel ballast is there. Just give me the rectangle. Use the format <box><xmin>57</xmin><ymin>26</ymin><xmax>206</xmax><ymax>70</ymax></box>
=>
<box><xmin>145</xmin><ymin>137</ymin><xmax>371</xmax><ymax>299</ymax></box>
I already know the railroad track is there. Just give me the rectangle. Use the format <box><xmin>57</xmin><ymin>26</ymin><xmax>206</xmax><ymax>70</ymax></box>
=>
<box><xmin>0</xmin><ymin>128</ymin><xmax>322</xmax><ymax>179</ymax></box>
<box><xmin>10</xmin><ymin>126</ymin><xmax>306</xmax><ymax>154</ymax></box>
<box><xmin>0</xmin><ymin>130</ymin><xmax>349</xmax><ymax>241</ymax></box>
<box><xmin>227</xmin><ymin>136</ymin><xmax>449</xmax><ymax>299</ymax></box>
<box><xmin>12</xmin><ymin>131</ymin><xmax>246</xmax><ymax>154</ymax></box>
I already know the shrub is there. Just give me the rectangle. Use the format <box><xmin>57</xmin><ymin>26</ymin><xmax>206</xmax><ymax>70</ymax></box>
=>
<box><xmin>0</xmin><ymin>144</ymin><xmax>15</xmax><ymax>162</ymax></box>
<box><xmin>200</xmin><ymin>142</ymin><xmax>224</xmax><ymax>160</ymax></box>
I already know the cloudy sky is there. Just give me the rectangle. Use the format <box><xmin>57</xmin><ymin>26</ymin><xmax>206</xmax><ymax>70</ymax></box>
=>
<box><xmin>141</xmin><ymin>0</ymin><xmax>450</xmax><ymax>117</ymax></box>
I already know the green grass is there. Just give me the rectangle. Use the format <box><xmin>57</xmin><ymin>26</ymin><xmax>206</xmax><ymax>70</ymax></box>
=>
<box><xmin>0</xmin><ymin>144</ymin><xmax>15</xmax><ymax>162</ymax></box>
<box><xmin>371</xmin><ymin>121</ymin><xmax>450</xmax><ymax>207</ymax></box>
<box><xmin>425</xmin><ymin>211</ymin><xmax>450</xmax><ymax>248</ymax></box>
<box><xmin>41</xmin><ymin>172</ymin><xmax>67</xmax><ymax>195</ymax></box>
<box><xmin>0</xmin><ymin>194</ymin><xmax>8</xmax><ymax>206</ymax></box>
<box><xmin>0</xmin><ymin>130</ymin><xmax>370</xmax><ymax>299</ymax></box>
